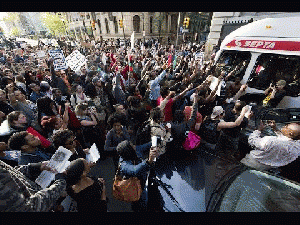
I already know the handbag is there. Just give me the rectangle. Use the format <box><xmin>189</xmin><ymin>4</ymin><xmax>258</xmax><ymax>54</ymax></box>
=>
<box><xmin>113</xmin><ymin>165</ymin><xmax>142</xmax><ymax>202</ymax></box>
<box><xmin>182</xmin><ymin>131</ymin><xmax>201</xmax><ymax>151</ymax></box>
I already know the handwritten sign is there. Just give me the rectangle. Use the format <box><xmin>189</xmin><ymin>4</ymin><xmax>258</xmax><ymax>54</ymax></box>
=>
<box><xmin>65</xmin><ymin>50</ymin><xmax>87</xmax><ymax>72</ymax></box>
<box><xmin>49</xmin><ymin>49</ymin><xmax>68</xmax><ymax>71</ymax></box>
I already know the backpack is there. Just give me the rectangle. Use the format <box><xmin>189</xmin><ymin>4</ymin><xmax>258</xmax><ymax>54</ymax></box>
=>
<box><xmin>199</xmin><ymin>119</ymin><xmax>220</xmax><ymax>144</ymax></box>
<box><xmin>135</xmin><ymin>120</ymin><xmax>152</xmax><ymax>146</ymax></box>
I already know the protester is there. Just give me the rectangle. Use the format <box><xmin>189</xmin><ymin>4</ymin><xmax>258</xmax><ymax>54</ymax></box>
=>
<box><xmin>2</xmin><ymin>32</ymin><xmax>298</xmax><ymax>212</ymax></box>
<box><xmin>65</xmin><ymin>158</ymin><xmax>107</xmax><ymax>212</ymax></box>
<box><xmin>0</xmin><ymin>159</ymin><xmax>67</xmax><ymax>211</ymax></box>
<box><xmin>241</xmin><ymin>121</ymin><xmax>300</xmax><ymax>171</ymax></box>
<box><xmin>116</xmin><ymin>140</ymin><xmax>159</xmax><ymax>212</ymax></box>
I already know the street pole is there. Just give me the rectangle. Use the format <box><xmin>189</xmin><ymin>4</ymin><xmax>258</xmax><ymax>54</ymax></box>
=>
<box><xmin>158</xmin><ymin>12</ymin><xmax>161</xmax><ymax>43</ymax></box>
<box><xmin>121</xmin><ymin>12</ymin><xmax>125</xmax><ymax>41</ymax></box>
<box><xmin>143</xmin><ymin>13</ymin><xmax>145</xmax><ymax>44</ymax></box>
<box><xmin>176</xmin><ymin>12</ymin><xmax>181</xmax><ymax>47</ymax></box>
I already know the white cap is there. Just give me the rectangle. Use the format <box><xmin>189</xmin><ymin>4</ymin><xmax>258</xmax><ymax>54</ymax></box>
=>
<box><xmin>211</xmin><ymin>106</ymin><xmax>224</xmax><ymax>119</ymax></box>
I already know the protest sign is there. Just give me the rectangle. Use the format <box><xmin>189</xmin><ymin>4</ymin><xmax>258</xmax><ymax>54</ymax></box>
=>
<box><xmin>131</xmin><ymin>31</ymin><xmax>135</xmax><ymax>50</ymax></box>
<box><xmin>49</xmin><ymin>49</ymin><xmax>68</xmax><ymax>71</ymax></box>
<box><xmin>86</xmin><ymin>143</ymin><xmax>100</xmax><ymax>163</ymax></box>
<box><xmin>36</xmin><ymin>50</ymin><xmax>46</xmax><ymax>58</ymax></box>
<box><xmin>209</xmin><ymin>76</ymin><xmax>222</xmax><ymax>96</ymax></box>
<box><xmin>65</xmin><ymin>50</ymin><xmax>87</xmax><ymax>72</ymax></box>
<box><xmin>35</xmin><ymin>146</ymin><xmax>73</xmax><ymax>189</ymax></box>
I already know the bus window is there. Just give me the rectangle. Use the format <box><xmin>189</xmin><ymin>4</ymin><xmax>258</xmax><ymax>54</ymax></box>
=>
<box><xmin>247</xmin><ymin>54</ymin><xmax>300</xmax><ymax>97</ymax></box>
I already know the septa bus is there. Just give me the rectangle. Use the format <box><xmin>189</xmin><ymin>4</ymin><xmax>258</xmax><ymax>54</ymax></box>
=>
<box><xmin>214</xmin><ymin>16</ymin><xmax>300</xmax><ymax>108</ymax></box>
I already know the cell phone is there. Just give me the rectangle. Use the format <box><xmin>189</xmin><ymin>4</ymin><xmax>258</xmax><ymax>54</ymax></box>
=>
<box><xmin>151</xmin><ymin>136</ymin><xmax>158</xmax><ymax>147</ymax></box>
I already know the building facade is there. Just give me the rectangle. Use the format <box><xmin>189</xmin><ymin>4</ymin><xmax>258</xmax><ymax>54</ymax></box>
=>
<box><xmin>64</xmin><ymin>12</ymin><xmax>180</xmax><ymax>44</ymax></box>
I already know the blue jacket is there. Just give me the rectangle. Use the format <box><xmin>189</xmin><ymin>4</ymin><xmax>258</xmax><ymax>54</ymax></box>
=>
<box><xmin>19</xmin><ymin>150</ymin><xmax>52</xmax><ymax>165</ymax></box>
<box><xmin>118</xmin><ymin>141</ymin><xmax>152</xmax><ymax>210</ymax></box>
<box><xmin>118</xmin><ymin>141</ymin><xmax>152</xmax><ymax>181</ymax></box>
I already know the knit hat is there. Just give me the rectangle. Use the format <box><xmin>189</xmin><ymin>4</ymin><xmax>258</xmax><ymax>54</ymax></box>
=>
<box><xmin>276</xmin><ymin>80</ymin><xmax>286</xmax><ymax>87</ymax></box>
<box><xmin>211</xmin><ymin>106</ymin><xmax>224</xmax><ymax>119</ymax></box>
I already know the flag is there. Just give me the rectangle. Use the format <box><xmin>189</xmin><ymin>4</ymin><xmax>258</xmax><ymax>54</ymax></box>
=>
<box><xmin>168</xmin><ymin>54</ymin><xmax>172</xmax><ymax>67</ymax></box>
<box><xmin>173</xmin><ymin>55</ymin><xmax>177</xmax><ymax>70</ymax></box>
<box><xmin>128</xmin><ymin>54</ymin><xmax>133</xmax><ymax>72</ymax></box>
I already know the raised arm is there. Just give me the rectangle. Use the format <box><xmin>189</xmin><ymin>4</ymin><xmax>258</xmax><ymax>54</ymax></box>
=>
<box><xmin>217</xmin><ymin>106</ymin><xmax>248</xmax><ymax>130</ymax></box>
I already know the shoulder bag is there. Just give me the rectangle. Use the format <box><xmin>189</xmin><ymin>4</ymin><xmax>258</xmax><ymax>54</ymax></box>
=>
<box><xmin>113</xmin><ymin>164</ymin><xmax>142</xmax><ymax>202</ymax></box>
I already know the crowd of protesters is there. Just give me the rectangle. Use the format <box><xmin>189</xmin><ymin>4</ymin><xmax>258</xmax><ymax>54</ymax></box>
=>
<box><xmin>0</xmin><ymin>34</ymin><xmax>300</xmax><ymax>212</ymax></box>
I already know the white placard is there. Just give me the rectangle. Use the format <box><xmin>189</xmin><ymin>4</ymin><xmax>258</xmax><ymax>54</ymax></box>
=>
<box><xmin>35</xmin><ymin>146</ymin><xmax>73</xmax><ymax>189</ymax></box>
<box><xmin>131</xmin><ymin>31</ymin><xmax>135</xmax><ymax>50</ymax></box>
<box><xmin>209</xmin><ymin>76</ymin><xmax>222</xmax><ymax>96</ymax></box>
<box><xmin>36</xmin><ymin>51</ymin><xmax>46</xmax><ymax>58</ymax></box>
<box><xmin>49</xmin><ymin>49</ymin><xmax>68</xmax><ymax>71</ymax></box>
<box><xmin>65</xmin><ymin>50</ymin><xmax>87</xmax><ymax>72</ymax></box>
<box><xmin>86</xmin><ymin>143</ymin><xmax>100</xmax><ymax>163</ymax></box>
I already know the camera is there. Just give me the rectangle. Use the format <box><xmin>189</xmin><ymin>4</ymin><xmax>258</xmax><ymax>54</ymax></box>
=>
<box><xmin>151</xmin><ymin>136</ymin><xmax>162</xmax><ymax>147</ymax></box>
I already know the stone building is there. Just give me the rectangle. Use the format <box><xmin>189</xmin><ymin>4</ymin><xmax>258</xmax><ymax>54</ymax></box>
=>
<box><xmin>64</xmin><ymin>12</ymin><xmax>180</xmax><ymax>44</ymax></box>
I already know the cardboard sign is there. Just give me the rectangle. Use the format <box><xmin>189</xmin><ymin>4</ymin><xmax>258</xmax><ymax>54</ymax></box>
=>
<box><xmin>65</xmin><ymin>50</ymin><xmax>87</xmax><ymax>72</ymax></box>
<box><xmin>49</xmin><ymin>49</ymin><xmax>68</xmax><ymax>71</ymax></box>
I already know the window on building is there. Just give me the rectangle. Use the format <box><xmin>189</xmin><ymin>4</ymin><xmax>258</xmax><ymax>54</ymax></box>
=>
<box><xmin>105</xmin><ymin>18</ymin><xmax>110</xmax><ymax>34</ymax></box>
<box><xmin>150</xmin><ymin>16</ymin><xmax>153</xmax><ymax>33</ymax></box>
<box><xmin>133</xmin><ymin>15</ymin><xmax>140</xmax><ymax>33</ymax></box>
<box><xmin>113</xmin><ymin>16</ymin><xmax>118</xmax><ymax>34</ymax></box>
<box><xmin>97</xmin><ymin>19</ymin><xmax>102</xmax><ymax>34</ymax></box>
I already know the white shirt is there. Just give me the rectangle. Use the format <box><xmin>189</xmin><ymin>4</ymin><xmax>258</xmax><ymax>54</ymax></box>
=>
<box><xmin>248</xmin><ymin>130</ymin><xmax>300</xmax><ymax>167</ymax></box>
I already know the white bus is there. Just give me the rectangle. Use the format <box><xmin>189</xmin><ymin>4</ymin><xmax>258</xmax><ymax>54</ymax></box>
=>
<box><xmin>214</xmin><ymin>16</ymin><xmax>300</xmax><ymax>108</ymax></box>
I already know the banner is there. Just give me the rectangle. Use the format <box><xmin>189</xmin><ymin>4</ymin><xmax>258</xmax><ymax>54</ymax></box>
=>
<box><xmin>49</xmin><ymin>49</ymin><xmax>68</xmax><ymax>71</ymax></box>
<box><xmin>65</xmin><ymin>50</ymin><xmax>87</xmax><ymax>72</ymax></box>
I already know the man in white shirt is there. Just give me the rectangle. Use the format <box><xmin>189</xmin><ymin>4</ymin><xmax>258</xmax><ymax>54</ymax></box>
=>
<box><xmin>241</xmin><ymin>121</ymin><xmax>300</xmax><ymax>171</ymax></box>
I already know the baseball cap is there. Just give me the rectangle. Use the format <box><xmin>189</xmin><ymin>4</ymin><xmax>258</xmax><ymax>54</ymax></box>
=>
<box><xmin>276</xmin><ymin>80</ymin><xmax>286</xmax><ymax>87</ymax></box>
<box><xmin>211</xmin><ymin>106</ymin><xmax>224</xmax><ymax>119</ymax></box>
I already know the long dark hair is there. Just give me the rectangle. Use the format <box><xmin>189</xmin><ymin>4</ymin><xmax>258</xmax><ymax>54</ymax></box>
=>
<box><xmin>116</xmin><ymin>140</ymin><xmax>139</xmax><ymax>163</ymax></box>
<box><xmin>65</xmin><ymin>158</ymin><xmax>85</xmax><ymax>186</ymax></box>
<box><xmin>37</xmin><ymin>96</ymin><xmax>57</xmax><ymax>125</ymax></box>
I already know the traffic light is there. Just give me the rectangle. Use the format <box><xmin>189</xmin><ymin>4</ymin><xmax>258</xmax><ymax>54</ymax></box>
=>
<box><xmin>91</xmin><ymin>20</ymin><xmax>96</xmax><ymax>30</ymax></box>
<box><xmin>183</xmin><ymin>17</ymin><xmax>190</xmax><ymax>28</ymax></box>
<box><xmin>119</xmin><ymin>19</ymin><xmax>124</xmax><ymax>28</ymax></box>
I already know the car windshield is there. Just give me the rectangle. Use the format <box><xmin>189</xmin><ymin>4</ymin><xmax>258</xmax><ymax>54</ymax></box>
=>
<box><xmin>216</xmin><ymin>170</ymin><xmax>300</xmax><ymax>212</ymax></box>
